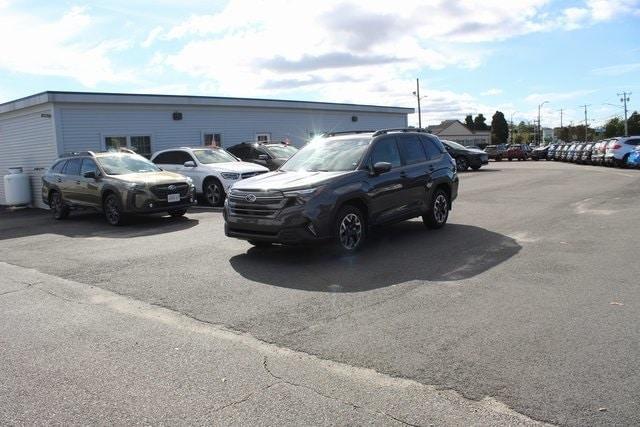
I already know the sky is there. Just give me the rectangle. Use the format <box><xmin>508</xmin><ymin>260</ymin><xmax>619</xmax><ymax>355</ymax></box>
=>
<box><xmin>0</xmin><ymin>0</ymin><xmax>639</xmax><ymax>128</ymax></box>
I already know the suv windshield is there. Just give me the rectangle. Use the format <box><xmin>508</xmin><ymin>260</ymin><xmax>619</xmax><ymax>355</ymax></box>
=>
<box><xmin>265</xmin><ymin>144</ymin><xmax>298</xmax><ymax>158</ymax></box>
<box><xmin>281</xmin><ymin>137</ymin><xmax>370</xmax><ymax>172</ymax></box>
<box><xmin>192</xmin><ymin>148</ymin><xmax>237</xmax><ymax>164</ymax></box>
<box><xmin>444</xmin><ymin>141</ymin><xmax>467</xmax><ymax>150</ymax></box>
<box><xmin>96</xmin><ymin>154</ymin><xmax>161</xmax><ymax>175</ymax></box>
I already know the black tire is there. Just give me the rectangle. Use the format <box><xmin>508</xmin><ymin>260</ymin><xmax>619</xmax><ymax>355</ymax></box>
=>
<box><xmin>495</xmin><ymin>156</ymin><xmax>502</xmax><ymax>162</ymax></box>
<box><xmin>50</xmin><ymin>191</ymin><xmax>69</xmax><ymax>220</ymax></box>
<box><xmin>203</xmin><ymin>178</ymin><xmax>225</xmax><ymax>207</ymax></box>
<box><xmin>456</xmin><ymin>157</ymin><xmax>469</xmax><ymax>171</ymax></box>
<box><xmin>103</xmin><ymin>193</ymin><xmax>126</xmax><ymax>226</ymax></box>
<box><xmin>248</xmin><ymin>240</ymin><xmax>273</xmax><ymax>248</ymax></box>
<box><xmin>168</xmin><ymin>208</ymin><xmax>187</xmax><ymax>217</ymax></box>
<box><xmin>617</xmin><ymin>155</ymin><xmax>629</xmax><ymax>168</ymax></box>
<box><xmin>334</xmin><ymin>205</ymin><xmax>366</xmax><ymax>253</ymax></box>
<box><xmin>508</xmin><ymin>157</ymin><xmax>512</xmax><ymax>161</ymax></box>
<box><xmin>471</xmin><ymin>165</ymin><xmax>481</xmax><ymax>171</ymax></box>
<box><xmin>423</xmin><ymin>188</ymin><xmax>449</xmax><ymax>229</ymax></box>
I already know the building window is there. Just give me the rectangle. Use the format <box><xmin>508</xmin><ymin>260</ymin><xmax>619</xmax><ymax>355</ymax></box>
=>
<box><xmin>105</xmin><ymin>136</ymin><xmax>127</xmax><ymax>151</ymax></box>
<box><xmin>203</xmin><ymin>132</ymin><xmax>222</xmax><ymax>147</ymax></box>
<box><xmin>256</xmin><ymin>133</ymin><xmax>271</xmax><ymax>143</ymax></box>
<box><xmin>104</xmin><ymin>135</ymin><xmax>153</xmax><ymax>158</ymax></box>
<box><xmin>130</xmin><ymin>136</ymin><xmax>152</xmax><ymax>158</ymax></box>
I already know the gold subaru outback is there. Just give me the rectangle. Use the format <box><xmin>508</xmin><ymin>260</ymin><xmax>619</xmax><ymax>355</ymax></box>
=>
<box><xmin>42</xmin><ymin>150</ymin><xmax>196</xmax><ymax>225</ymax></box>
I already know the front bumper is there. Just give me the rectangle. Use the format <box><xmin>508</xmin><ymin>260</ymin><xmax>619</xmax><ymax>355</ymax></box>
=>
<box><xmin>125</xmin><ymin>187</ymin><xmax>196</xmax><ymax>213</ymax></box>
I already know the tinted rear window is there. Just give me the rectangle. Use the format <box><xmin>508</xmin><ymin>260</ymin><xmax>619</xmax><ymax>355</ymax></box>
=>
<box><xmin>51</xmin><ymin>160</ymin><xmax>66</xmax><ymax>173</ymax></box>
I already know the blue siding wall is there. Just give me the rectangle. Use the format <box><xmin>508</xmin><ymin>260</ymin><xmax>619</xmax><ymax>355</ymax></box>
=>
<box><xmin>57</xmin><ymin>104</ymin><xmax>407</xmax><ymax>154</ymax></box>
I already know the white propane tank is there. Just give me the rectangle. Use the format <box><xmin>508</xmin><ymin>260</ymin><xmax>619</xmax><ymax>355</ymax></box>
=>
<box><xmin>4</xmin><ymin>167</ymin><xmax>31</xmax><ymax>206</ymax></box>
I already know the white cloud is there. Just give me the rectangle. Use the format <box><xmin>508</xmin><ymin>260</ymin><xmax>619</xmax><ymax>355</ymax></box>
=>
<box><xmin>481</xmin><ymin>88</ymin><xmax>503</xmax><ymax>96</ymax></box>
<box><xmin>0</xmin><ymin>5</ymin><xmax>135</xmax><ymax>87</ymax></box>
<box><xmin>142</xmin><ymin>26</ymin><xmax>164</xmax><ymax>48</ymax></box>
<box><xmin>591</xmin><ymin>62</ymin><xmax>640</xmax><ymax>76</ymax></box>
<box><xmin>525</xmin><ymin>90</ymin><xmax>596</xmax><ymax>104</ymax></box>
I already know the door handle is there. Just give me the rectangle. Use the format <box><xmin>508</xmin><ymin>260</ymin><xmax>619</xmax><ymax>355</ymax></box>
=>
<box><xmin>399</xmin><ymin>171</ymin><xmax>407</xmax><ymax>178</ymax></box>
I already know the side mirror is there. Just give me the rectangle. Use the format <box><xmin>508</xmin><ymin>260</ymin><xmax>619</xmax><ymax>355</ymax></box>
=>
<box><xmin>372</xmin><ymin>161</ymin><xmax>392</xmax><ymax>175</ymax></box>
<box><xmin>83</xmin><ymin>171</ymin><xmax>97</xmax><ymax>179</ymax></box>
<box><xmin>258</xmin><ymin>154</ymin><xmax>269</xmax><ymax>161</ymax></box>
<box><xmin>183</xmin><ymin>161</ymin><xmax>196</xmax><ymax>168</ymax></box>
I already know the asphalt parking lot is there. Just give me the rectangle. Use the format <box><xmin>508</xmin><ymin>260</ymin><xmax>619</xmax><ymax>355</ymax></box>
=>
<box><xmin>1</xmin><ymin>161</ymin><xmax>639</xmax><ymax>425</ymax></box>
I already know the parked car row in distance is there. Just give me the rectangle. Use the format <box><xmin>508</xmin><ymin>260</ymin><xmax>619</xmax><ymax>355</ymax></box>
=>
<box><xmin>537</xmin><ymin>137</ymin><xmax>640</xmax><ymax>168</ymax></box>
<box><xmin>484</xmin><ymin>144</ymin><xmax>531</xmax><ymax>161</ymax></box>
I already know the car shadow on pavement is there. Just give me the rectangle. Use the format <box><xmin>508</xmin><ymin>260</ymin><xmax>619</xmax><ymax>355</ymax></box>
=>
<box><xmin>229</xmin><ymin>221</ymin><xmax>521</xmax><ymax>292</ymax></box>
<box><xmin>0</xmin><ymin>208</ymin><xmax>198</xmax><ymax>240</ymax></box>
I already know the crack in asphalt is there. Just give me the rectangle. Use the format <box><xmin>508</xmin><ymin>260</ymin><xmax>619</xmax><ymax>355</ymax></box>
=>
<box><xmin>262</xmin><ymin>356</ymin><xmax>420</xmax><ymax>427</ymax></box>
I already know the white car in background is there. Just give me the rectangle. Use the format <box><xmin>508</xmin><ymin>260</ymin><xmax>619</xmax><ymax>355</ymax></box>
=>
<box><xmin>603</xmin><ymin>136</ymin><xmax>640</xmax><ymax>167</ymax></box>
<box><xmin>151</xmin><ymin>147</ymin><xmax>269</xmax><ymax>206</ymax></box>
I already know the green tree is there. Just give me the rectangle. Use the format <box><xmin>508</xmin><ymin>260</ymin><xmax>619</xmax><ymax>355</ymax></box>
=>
<box><xmin>464</xmin><ymin>114</ymin><xmax>475</xmax><ymax>130</ymax></box>
<box><xmin>627</xmin><ymin>111</ymin><xmax>640</xmax><ymax>135</ymax></box>
<box><xmin>474</xmin><ymin>114</ymin><xmax>489</xmax><ymax>130</ymax></box>
<box><xmin>604</xmin><ymin>117</ymin><xmax>624</xmax><ymax>137</ymax></box>
<box><xmin>490</xmin><ymin>111</ymin><xmax>509</xmax><ymax>144</ymax></box>
<box><xmin>514</xmin><ymin>133</ymin><xmax>524</xmax><ymax>144</ymax></box>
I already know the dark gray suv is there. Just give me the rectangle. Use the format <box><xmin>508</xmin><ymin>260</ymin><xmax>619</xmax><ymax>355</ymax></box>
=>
<box><xmin>223</xmin><ymin>129</ymin><xmax>459</xmax><ymax>252</ymax></box>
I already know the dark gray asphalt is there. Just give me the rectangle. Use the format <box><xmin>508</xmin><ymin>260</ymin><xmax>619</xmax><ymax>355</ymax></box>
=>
<box><xmin>1</xmin><ymin>161</ymin><xmax>639</xmax><ymax>425</ymax></box>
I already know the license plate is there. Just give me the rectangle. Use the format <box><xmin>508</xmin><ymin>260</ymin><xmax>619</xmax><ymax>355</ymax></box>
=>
<box><xmin>167</xmin><ymin>193</ymin><xmax>180</xmax><ymax>203</ymax></box>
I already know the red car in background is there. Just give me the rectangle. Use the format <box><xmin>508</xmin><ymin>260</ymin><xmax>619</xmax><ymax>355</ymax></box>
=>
<box><xmin>506</xmin><ymin>144</ymin><xmax>528</xmax><ymax>161</ymax></box>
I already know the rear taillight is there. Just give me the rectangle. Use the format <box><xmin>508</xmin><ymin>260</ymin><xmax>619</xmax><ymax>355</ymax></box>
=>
<box><xmin>612</xmin><ymin>144</ymin><xmax>622</xmax><ymax>149</ymax></box>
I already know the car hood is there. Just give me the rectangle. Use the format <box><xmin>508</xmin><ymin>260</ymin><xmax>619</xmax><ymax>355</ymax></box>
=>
<box><xmin>231</xmin><ymin>170</ymin><xmax>350</xmax><ymax>192</ymax></box>
<box><xmin>467</xmin><ymin>148</ymin><xmax>486</xmax><ymax>154</ymax></box>
<box><xmin>200</xmin><ymin>161</ymin><xmax>269</xmax><ymax>173</ymax></box>
<box><xmin>112</xmin><ymin>171</ymin><xmax>189</xmax><ymax>185</ymax></box>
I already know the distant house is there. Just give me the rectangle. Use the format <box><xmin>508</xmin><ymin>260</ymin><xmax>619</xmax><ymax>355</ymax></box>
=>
<box><xmin>427</xmin><ymin>120</ymin><xmax>491</xmax><ymax>147</ymax></box>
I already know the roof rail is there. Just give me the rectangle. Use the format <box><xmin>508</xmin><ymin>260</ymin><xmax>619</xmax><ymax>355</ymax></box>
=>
<box><xmin>60</xmin><ymin>151</ymin><xmax>96</xmax><ymax>158</ymax></box>
<box><xmin>322</xmin><ymin>130</ymin><xmax>375</xmax><ymax>137</ymax></box>
<box><xmin>372</xmin><ymin>128</ymin><xmax>430</xmax><ymax>136</ymax></box>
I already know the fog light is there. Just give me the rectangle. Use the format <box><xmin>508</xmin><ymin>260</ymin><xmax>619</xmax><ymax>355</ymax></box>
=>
<box><xmin>148</xmin><ymin>202</ymin><xmax>154</xmax><ymax>208</ymax></box>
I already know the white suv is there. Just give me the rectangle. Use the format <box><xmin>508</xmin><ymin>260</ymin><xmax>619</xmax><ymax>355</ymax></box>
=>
<box><xmin>604</xmin><ymin>136</ymin><xmax>640</xmax><ymax>167</ymax></box>
<box><xmin>151</xmin><ymin>147</ymin><xmax>269</xmax><ymax>206</ymax></box>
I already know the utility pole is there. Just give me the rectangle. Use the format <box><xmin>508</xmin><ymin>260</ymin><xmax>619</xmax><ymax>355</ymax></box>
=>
<box><xmin>412</xmin><ymin>78</ymin><xmax>422</xmax><ymax>129</ymax></box>
<box><xmin>559</xmin><ymin>109</ymin><xmax>563</xmax><ymax>129</ymax></box>
<box><xmin>510</xmin><ymin>111</ymin><xmax>517</xmax><ymax>143</ymax></box>
<box><xmin>538</xmin><ymin>101</ymin><xmax>549</xmax><ymax>145</ymax></box>
<box><xmin>580</xmin><ymin>105</ymin><xmax>590</xmax><ymax>142</ymax></box>
<box><xmin>617</xmin><ymin>91</ymin><xmax>631</xmax><ymax>137</ymax></box>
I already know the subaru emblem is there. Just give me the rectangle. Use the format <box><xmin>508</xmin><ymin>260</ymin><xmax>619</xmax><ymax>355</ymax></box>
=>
<box><xmin>168</xmin><ymin>184</ymin><xmax>176</xmax><ymax>191</ymax></box>
<box><xmin>245</xmin><ymin>194</ymin><xmax>257</xmax><ymax>202</ymax></box>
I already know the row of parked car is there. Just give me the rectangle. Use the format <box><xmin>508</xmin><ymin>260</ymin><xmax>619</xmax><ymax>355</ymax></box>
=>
<box><xmin>529</xmin><ymin>137</ymin><xmax>640</xmax><ymax>167</ymax></box>
<box><xmin>41</xmin><ymin>129</ymin><xmax>461</xmax><ymax>252</ymax></box>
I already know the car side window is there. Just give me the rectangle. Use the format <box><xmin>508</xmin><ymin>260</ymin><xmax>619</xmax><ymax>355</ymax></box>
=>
<box><xmin>370</xmin><ymin>137</ymin><xmax>401</xmax><ymax>168</ymax></box>
<box><xmin>51</xmin><ymin>160</ymin><xmax>67</xmax><ymax>173</ymax></box>
<box><xmin>397</xmin><ymin>135</ymin><xmax>427</xmax><ymax>165</ymax></box>
<box><xmin>80</xmin><ymin>159</ymin><xmax>98</xmax><ymax>176</ymax></box>
<box><xmin>62</xmin><ymin>158</ymin><xmax>82</xmax><ymax>175</ymax></box>
<box><xmin>176</xmin><ymin>151</ymin><xmax>194</xmax><ymax>164</ymax></box>
<box><xmin>419</xmin><ymin>135</ymin><xmax>443</xmax><ymax>160</ymax></box>
<box><xmin>230</xmin><ymin>146</ymin><xmax>250</xmax><ymax>158</ymax></box>
<box><xmin>153</xmin><ymin>151</ymin><xmax>176</xmax><ymax>164</ymax></box>
<box><xmin>628</xmin><ymin>139</ymin><xmax>640</xmax><ymax>146</ymax></box>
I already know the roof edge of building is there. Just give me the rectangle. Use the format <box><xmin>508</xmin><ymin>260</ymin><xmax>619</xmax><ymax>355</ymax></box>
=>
<box><xmin>0</xmin><ymin>90</ymin><xmax>414</xmax><ymax>115</ymax></box>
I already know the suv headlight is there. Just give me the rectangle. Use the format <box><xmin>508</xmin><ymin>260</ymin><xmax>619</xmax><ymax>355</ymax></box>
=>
<box><xmin>283</xmin><ymin>187</ymin><xmax>322</xmax><ymax>204</ymax></box>
<box><xmin>126</xmin><ymin>182</ymin><xmax>145</xmax><ymax>191</ymax></box>
<box><xmin>221</xmin><ymin>172</ymin><xmax>240</xmax><ymax>180</ymax></box>
<box><xmin>185</xmin><ymin>176</ymin><xmax>194</xmax><ymax>186</ymax></box>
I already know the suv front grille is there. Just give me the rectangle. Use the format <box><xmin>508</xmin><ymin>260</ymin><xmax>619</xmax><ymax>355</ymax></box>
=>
<box><xmin>228</xmin><ymin>189</ymin><xmax>285</xmax><ymax>218</ymax></box>
<box><xmin>151</xmin><ymin>183</ymin><xmax>190</xmax><ymax>198</ymax></box>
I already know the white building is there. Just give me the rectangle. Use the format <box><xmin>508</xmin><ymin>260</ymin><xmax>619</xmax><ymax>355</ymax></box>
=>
<box><xmin>427</xmin><ymin>120</ymin><xmax>491</xmax><ymax>147</ymax></box>
<box><xmin>0</xmin><ymin>91</ymin><xmax>412</xmax><ymax>207</ymax></box>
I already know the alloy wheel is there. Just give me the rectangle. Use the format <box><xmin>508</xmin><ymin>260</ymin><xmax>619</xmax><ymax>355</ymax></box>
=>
<box><xmin>339</xmin><ymin>213</ymin><xmax>363</xmax><ymax>250</ymax></box>
<box><xmin>206</xmin><ymin>182</ymin><xmax>221</xmax><ymax>205</ymax></box>
<box><xmin>433</xmin><ymin>194</ymin><xmax>448</xmax><ymax>224</ymax></box>
<box><xmin>456</xmin><ymin>157</ymin><xmax>468</xmax><ymax>171</ymax></box>
<box><xmin>105</xmin><ymin>197</ymin><xmax>120</xmax><ymax>225</ymax></box>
